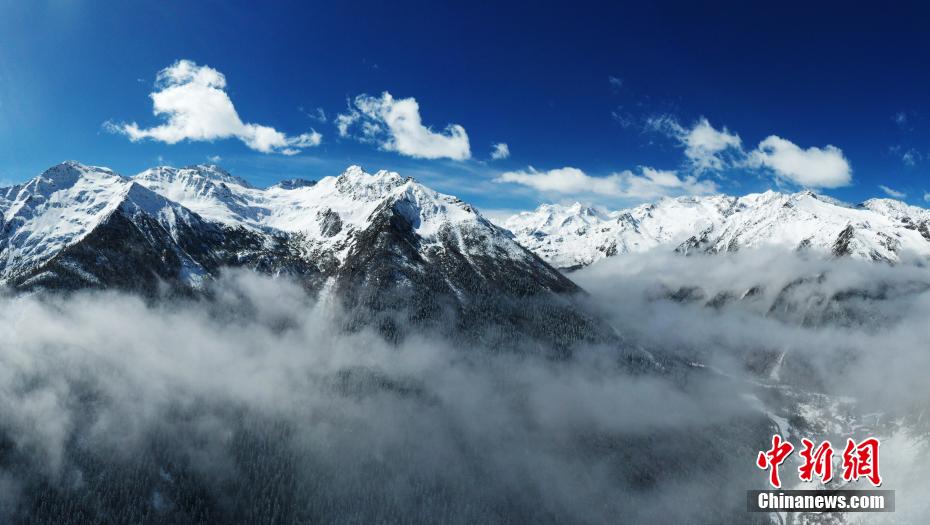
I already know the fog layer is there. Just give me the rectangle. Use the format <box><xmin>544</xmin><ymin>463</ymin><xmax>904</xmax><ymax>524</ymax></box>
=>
<box><xmin>2</xmin><ymin>248</ymin><xmax>929</xmax><ymax>523</ymax></box>
<box><xmin>0</xmin><ymin>270</ymin><xmax>766</xmax><ymax>524</ymax></box>
<box><xmin>575</xmin><ymin>249</ymin><xmax>930</xmax><ymax>523</ymax></box>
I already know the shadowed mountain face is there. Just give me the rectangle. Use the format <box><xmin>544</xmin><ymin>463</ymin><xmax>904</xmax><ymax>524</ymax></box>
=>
<box><xmin>0</xmin><ymin>163</ymin><xmax>321</xmax><ymax>295</ymax></box>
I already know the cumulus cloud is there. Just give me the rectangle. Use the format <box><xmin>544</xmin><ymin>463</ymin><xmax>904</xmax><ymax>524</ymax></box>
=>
<box><xmin>495</xmin><ymin>166</ymin><xmax>717</xmax><ymax>199</ymax></box>
<box><xmin>108</xmin><ymin>60</ymin><xmax>322</xmax><ymax>155</ymax></box>
<box><xmin>647</xmin><ymin>116</ymin><xmax>742</xmax><ymax>172</ymax></box>
<box><xmin>336</xmin><ymin>92</ymin><xmax>471</xmax><ymax>160</ymax></box>
<box><xmin>879</xmin><ymin>184</ymin><xmax>906</xmax><ymax>198</ymax></box>
<box><xmin>646</xmin><ymin>115</ymin><xmax>856</xmax><ymax>189</ymax></box>
<box><xmin>747</xmin><ymin>135</ymin><xmax>852</xmax><ymax>188</ymax></box>
<box><xmin>490</xmin><ymin>142</ymin><xmax>510</xmax><ymax>160</ymax></box>
<box><xmin>683</xmin><ymin>118</ymin><xmax>743</xmax><ymax>171</ymax></box>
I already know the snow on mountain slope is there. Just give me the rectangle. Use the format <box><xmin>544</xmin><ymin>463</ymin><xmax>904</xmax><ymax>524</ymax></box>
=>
<box><xmin>132</xmin><ymin>165</ymin><xmax>270</xmax><ymax>228</ymax></box>
<box><xmin>697</xmin><ymin>191</ymin><xmax>930</xmax><ymax>262</ymax></box>
<box><xmin>0</xmin><ymin>161</ymin><xmax>572</xmax><ymax>301</ymax></box>
<box><xmin>0</xmin><ymin>161</ymin><xmax>588</xmax><ymax>347</ymax></box>
<box><xmin>0</xmin><ymin>162</ymin><xmax>127</xmax><ymax>272</ymax></box>
<box><xmin>129</xmin><ymin>163</ymin><xmax>590</xmax><ymax>344</ymax></box>
<box><xmin>504</xmin><ymin>190</ymin><xmax>930</xmax><ymax>269</ymax></box>
<box><xmin>0</xmin><ymin>161</ymin><xmax>212</xmax><ymax>284</ymax></box>
<box><xmin>503</xmin><ymin>196</ymin><xmax>736</xmax><ymax>269</ymax></box>
<box><xmin>134</xmin><ymin>164</ymin><xmax>528</xmax><ymax>265</ymax></box>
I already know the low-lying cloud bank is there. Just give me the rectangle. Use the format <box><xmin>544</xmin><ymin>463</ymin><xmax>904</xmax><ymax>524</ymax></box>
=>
<box><xmin>574</xmin><ymin>249</ymin><xmax>930</xmax><ymax>408</ymax></box>
<box><xmin>0</xmin><ymin>271</ymin><xmax>766</xmax><ymax>524</ymax></box>
<box><xmin>1</xmin><ymin>251</ymin><xmax>929</xmax><ymax>523</ymax></box>
<box><xmin>575</xmin><ymin>249</ymin><xmax>930</xmax><ymax>523</ymax></box>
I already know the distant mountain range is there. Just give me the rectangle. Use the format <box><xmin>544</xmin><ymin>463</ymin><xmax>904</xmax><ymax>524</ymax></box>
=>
<box><xmin>503</xmin><ymin>191</ymin><xmax>930</xmax><ymax>270</ymax></box>
<box><xmin>6</xmin><ymin>161</ymin><xmax>929</xmax><ymax>343</ymax></box>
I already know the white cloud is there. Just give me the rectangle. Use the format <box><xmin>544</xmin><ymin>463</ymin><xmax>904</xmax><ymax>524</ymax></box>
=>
<box><xmin>495</xmin><ymin>166</ymin><xmax>716</xmax><ymax>199</ymax></box>
<box><xmin>490</xmin><ymin>143</ymin><xmax>510</xmax><ymax>160</ymax></box>
<box><xmin>924</xmin><ymin>192</ymin><xmax>930</xmax><ymax>203</ymax></box>
<box><xmin>647</xmin><ymin>116</ymin><xmax>742</xmax><ymax>172</ymax></box>
<box><xmin>207</xmin><ymin>155</ymin><xmax>222</xmax><ymax>163</ymax></box>
<box><xmin>497</xmin><ymin>167</ymin><xmax>615</xmax><ymax>195</ymax></box>
<box><xmin>879</xmin><ymin>185</ymin><xmax>906</xmax><ymax>199</ymax></box>
<box><xmin>336</xmin><ymin>92</ymin><xmax>470</xmax><ymax>160</ymax></box>
<box><xmin>683</xmin><ymin>119</ymin><xmax>742</xmax><ymax>171</ymax></box>
<box><xmin>747</xmin><ymin>135</ymin><xmax>852</xmax><ymax>188</ymax></box>
<box><xmin>109</xmin><ymin>60</ymin><xmax>322</xmax><ymax>155</ymax></box>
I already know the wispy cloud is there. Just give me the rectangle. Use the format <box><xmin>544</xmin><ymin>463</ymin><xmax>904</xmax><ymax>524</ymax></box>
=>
<box><xmin>879</xmin><ymin>184</ymin><xmax>906</xmax><ymax>198</ymax></box>
<box><xmin>611</xmin><ymin>107</ymin><xmax>636</xmax><ymax>129</ymax></box>
<box><xmin>893</xmin><ymin>111</ymin><xmax>911</xmax><ymax>131</ymax></box>
<box><xmin>608</xmin><ymin>76</ymin><xmax>624</xmax><ymax>92</ymax></box>
<box><xmin>302</xmin><ymin>106</ymin><xmax>327</xmax><ymax>123</ymax></box>
<box><xmin>107</xmin><ymin>60</ymin><xmax>321</xmax><ymax>155</ymax></box>
<box><xmin>490</xmin><ymin>142</ymin><xmax>510</xmax><ymax>160</ymax></box>
<box><xmin>890</xmin><ymin>145</ymin><xmax>921</xmax><ymax>167</ymax></box>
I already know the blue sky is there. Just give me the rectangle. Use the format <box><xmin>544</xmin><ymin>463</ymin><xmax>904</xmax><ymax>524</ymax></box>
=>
<box><xmin>2</xmin><ymin>1</ymin><xmax>930</xmax><ymax>214</ymax></box>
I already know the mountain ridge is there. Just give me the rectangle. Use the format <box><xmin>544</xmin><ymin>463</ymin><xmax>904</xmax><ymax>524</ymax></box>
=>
<box><xmin>0</xmin><ymin>161</ymin><xmax>601</xmax><ymax>350</ymax></box>
<box><xmin>503</xmin><ymin>190</ymin><xmax>930</xmax><ymax>269</ymax></box>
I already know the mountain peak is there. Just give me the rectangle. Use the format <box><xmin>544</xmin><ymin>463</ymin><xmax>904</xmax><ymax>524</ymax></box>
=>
<box><xmin>332</xmin><ymin>166</ymin><xmax>409</xmax><ymax>199</ymax></box>
<box><xmin>139</xmin><ymin>164</ymin><xmax>255</xmax><ymax>189</ymax></box>
<box><xmin>336</xmin><ymin>165</ymin><xmax>405</xmax><ymax>183</ymax></box>
<box><xmin>37</xmin><ymin>161</ymin><xmax>121</xmax><ymax>187</ymax></box>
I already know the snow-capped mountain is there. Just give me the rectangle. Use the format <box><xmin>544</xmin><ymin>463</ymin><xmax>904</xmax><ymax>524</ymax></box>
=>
<box><xmin>0</xmin><ymin>161</ymin><xmax>598</xmax><ymax>347</ymax></box>
<box><xmin>503</xmin><ymin>190</ymin><xmax>930</xmax><ymax>269</ymax></box>
<box><xmin>132</xmin><ymin>164</ymin><xmax>535</xmax><ymax>268</ymax></box>
<box><xmin>0</xmin><ymin>161</ymin><xmax>241</xmax><ymax>290</ymax></box>
<box><xmin>129</xmin><ymin>164</ymin><xmax>575</xmax><ymax>289</ymax></box>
